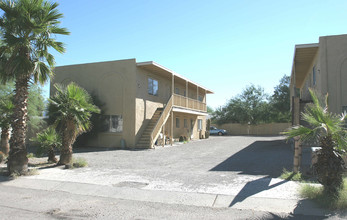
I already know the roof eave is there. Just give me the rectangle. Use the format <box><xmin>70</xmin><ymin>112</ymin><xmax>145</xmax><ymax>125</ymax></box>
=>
<box><xmin>137</xmin><ymin>61</ymin><xmax>214</xmax><ymax>94</ymax></box>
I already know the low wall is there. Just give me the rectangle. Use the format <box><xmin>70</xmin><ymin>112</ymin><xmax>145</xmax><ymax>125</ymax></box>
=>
<box><xmin>214</xmin><ymin>123</ymin><xmax>291</xmax><ymax>136</ymax></box>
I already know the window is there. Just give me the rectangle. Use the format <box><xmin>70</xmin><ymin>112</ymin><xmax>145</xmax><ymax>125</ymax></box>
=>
<box><xmin>176</xmin><ymin>117</ymin><xmax>180</xmax><ymax>128</ymax></box>
<box><xmin>184</xmin><ymin>119</ymin><xmax>188</xmax><ymax>128</ymax></box>
<box><xmin>313</xmin><ymin>66</ymin><xmax>316</xmax><ymax>86</ymax></box>
<box><xmin>184</xmin><ymin>90</ymin><xmax>186</xmax><ymax>96</ymax></box>
<box><xmin>148</xmin><ymin>78</ymin><xmax>158</xmax><ymax>96</ymax></box>
<box><xmin>175</xmin><ymin>87</ymin><xmax>180</xmax><ymax>95</ymax></box>
<box><xmin>100</xmin><ymin>115</ymin><xmax>123</xmax><ymax>133</ymax></box>
<box><xmin>198</xmin><ymin>95</ymin><xmax>203</xmax><ymax>102</ymax></box>
<box><xmin>197</xmin><ymin>119</ymin><xmax>202</xmax><ymax>130</ymax></box>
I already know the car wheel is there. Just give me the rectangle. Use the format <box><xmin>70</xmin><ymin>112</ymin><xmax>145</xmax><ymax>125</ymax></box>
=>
<box><xmin>218</xmin><ymin>132</ymin><xmax>223</xmax><ymax>136</ymax></box>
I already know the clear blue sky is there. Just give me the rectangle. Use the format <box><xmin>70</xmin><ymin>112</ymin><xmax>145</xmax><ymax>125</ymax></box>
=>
<box><xmin>45</xmin><ymin>0</ymin><xmax>347</xmax><ymax>109</ymax></box>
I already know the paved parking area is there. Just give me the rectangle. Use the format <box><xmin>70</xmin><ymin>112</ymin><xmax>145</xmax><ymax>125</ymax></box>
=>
<box><xmin>27</xmin><ymin>136</ymin><xmax>311</xmax><ymax>200</ymax></box>
<box><xmin>2</xmin><ymin>136</ymin><xmax>339</xmax><ymax>218</ymax></box>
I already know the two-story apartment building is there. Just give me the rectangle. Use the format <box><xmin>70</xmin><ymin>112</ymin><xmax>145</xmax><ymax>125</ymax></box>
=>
<box><xmin>290</xmin><ymin>34</ymin><xmax>347</xmax><ymax>125</ymax></box>
<box><xmin>51</xmin><ymin>59</ymin><xmax>213</xmax><ymax>148</ymax></box>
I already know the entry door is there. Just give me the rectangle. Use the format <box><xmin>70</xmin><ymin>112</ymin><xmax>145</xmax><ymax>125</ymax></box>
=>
<box><xmin>190</xmin><ymin>119</ymin><xmax>194</xmax><ymax>139</ymax></box>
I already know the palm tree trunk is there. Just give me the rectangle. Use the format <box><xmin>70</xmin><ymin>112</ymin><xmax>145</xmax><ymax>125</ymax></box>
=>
<box><xmin>7</xmin><ymin>75</ymin><xmax>29</xmax><ymax>174</ymax></box>
<box><xmin>47</xmin><ymin>147</ymin><xmax>58</xmax><ymax>163</ymax></box>
<box><xmin>293</xmin><ymin>137</ymin><xmax>301</xmax><ymax>173</ymax></box>
<box><xmin>1</xmin><ymin>127</ymin><xmax>10</xmax><ymax>156</ymax></box>
<box><xmin>58</xmin><ymin>120</ymin><xmax>76</xmax><ymax>165</ymax></box>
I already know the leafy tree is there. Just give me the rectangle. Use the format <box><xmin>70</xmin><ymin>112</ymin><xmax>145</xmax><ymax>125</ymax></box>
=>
<box><xmin>30</xmin><ymin>126</ymin><xmax>61</xmax><ymax>163</ymax></box>
<box><xmin>48</xmin><ymin>83</ymin><xmax>100</xmax><ymax>165</ymax></box>
<box><xmin>285</xmin><ymin>89</ymin><xmax>347</xmax><ymax>195</ymax></box>
<box><xmin>0</xmin><ymin>98</ymin><xmax>13</xmax><ymax>155</ymax></box>
<box><xmin>269</xmin><ymin>75</ymin><xmax>291</xmax><ymax>122</ymax></box>
<box><xmin>0</xmin><ymin>82</ymin><xmax>13</xmax><ymax>155</ymax></box>
<box><xmin>212</xmin><ymin>75</ymin><xmax>291</xmax><ymax>125</ymax></box>
<box><xmin>207</xmin><ymin>106</ymin><xmax>214</xmax><ymax>114</ymax></box>
<box><xmin>0</xmin><ymin>82</ymin><xmax>46</xmax><ymax>154</ymax></box>
<box><xmin>27</xmin><ymin>84</ymin><xmax>47</xmax><ymax>140</ymax></box>
<box><xmin>213</xmin><ymin>85</ymin><xmax>270</xmax><ymax>124</ymax></box>
<box><xmin>0</xmin><ymin>0</ymin><xmax>69</xmax><ymax>174</ymax></box>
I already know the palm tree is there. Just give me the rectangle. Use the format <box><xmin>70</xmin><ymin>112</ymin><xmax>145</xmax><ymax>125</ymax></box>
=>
<box><xmin>0</xmin><ymin>0</ymin><xmax>69</xmax><ymax>174</ymax></box>
<box><xmin>30</xmin><ymin>126</ymin><xmax>61</xmax><ymax>163</ymax></box>
<box><xmin>0</xmin><ymin>98</ymin><xmax>14</xmax><ymax>155</ymax></box>
<box><xmin>48</xmin><ymin>82</ymin><xmax>100</xmax><ymax>165</ymax></box>
<box><xmin>285</xmin><ymin>89</ymin><xmax>347</xmax><ymax>195</ymax></box>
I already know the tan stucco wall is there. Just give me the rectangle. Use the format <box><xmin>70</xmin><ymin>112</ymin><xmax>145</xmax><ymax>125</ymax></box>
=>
<box><xmin>164</xmin><ymin>112</ymin><xmax>206</xmax><ymax>140</ymax></box>
<box><xmin>52</xmin><ymin>59</ymin><xmax>137</xmax><ymax>148</ymax></box>
<box><xmin>318</xmin><ymin>34</ymin><xmax>347</xmax><ymax>114</ymax></box>
<box><xmin>135</xmin><ymin>68</ymin><xmax>172</xmax><ymax>143</ymax></box>
<box><xmin>291</xmin><ymin>34</ymin><xmax>347</xmax><ymax>116</ymax></box>
<box><xmin>215</xmin><ymin>123</ymin><xmax>291</xmax><ymax>136</ymax></box>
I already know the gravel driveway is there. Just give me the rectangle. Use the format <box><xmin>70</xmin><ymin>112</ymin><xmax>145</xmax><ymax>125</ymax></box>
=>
<box><xmin>26</xmin><ymin>136</ymin><xmax>311</xmax><ymax>200</ymax></box>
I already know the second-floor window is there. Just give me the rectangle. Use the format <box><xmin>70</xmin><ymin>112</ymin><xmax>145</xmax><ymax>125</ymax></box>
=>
<box><xmin>312</xmin><ymin>66</ymin><xmax>316</xmax><ymax>86</ymax></box>
<box><xmin>175</xmin><ymin>87</ymin><xmax>180</xmax><ymax>95</ymax></box>
<box><xmin>148</xmin><ymin>78</ymin><xmax>158</xmax><ymax>96</ymax></box>
<box><xmin>198</xmin><ymin>95</ymin><xmax>203</xmax><ymax>102</ymax></box>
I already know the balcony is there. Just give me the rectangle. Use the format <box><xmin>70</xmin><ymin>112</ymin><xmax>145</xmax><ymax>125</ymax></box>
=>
<box><xmin>172</xmin><ymin>94</ymin><xmax>206</xmax><ymax>112</ymax></box>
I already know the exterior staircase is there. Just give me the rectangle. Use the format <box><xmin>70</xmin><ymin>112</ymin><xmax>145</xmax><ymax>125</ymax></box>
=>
<box><xmin>135</xmin><ymin>108</ymin><xmax>163</xmax><ymax>148</ymax></box>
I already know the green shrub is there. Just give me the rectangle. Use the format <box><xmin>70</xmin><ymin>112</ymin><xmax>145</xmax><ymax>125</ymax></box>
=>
<box><xmin>300</xmin><ymin>179</ymin><xmax>347</xmax><ymax>210</ymax></box>
<box><xmin>280</xmin><ymin>168</ymin><xmax>302</xmax><ymax>181</ymax></box>
<box><xmin>71</xmin><ymin>157</ymin><xmax>88</xmax><ymax>168</ymax></box>
<box><xmin>30</xmin><ymin>127</ymin><xmax>61</xmax><ymax>163</ymax></box>
<box><xmin>179</xmin><ymin>136</ymin><xmax>184</xmax><ymax>142</ymax></box>
<box><xmin>27</xmin><ymin>153</ymin><xmax>35</xmax><ymax>158</ymax></box>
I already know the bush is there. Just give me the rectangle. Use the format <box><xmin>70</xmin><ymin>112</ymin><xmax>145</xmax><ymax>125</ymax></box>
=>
<box><xmin>27</xmin><ymin>153</ymin><xmax>35</xmax><ymax>158</ymax></box>
<box><xmin>179</xmin><ymin>136</ymin><xmax>184</xmax><ymax>142</ymax></box>
<box><xmin>280</xmin><ymin>168</ymin><xmax>302</xmax><ymax>181</ymax></box>
<box><xmin>300</xmin><ymin>179</ymin><xmax>347</xmax><ymax>210</ymax></box>
<box><xmin>71</xmin><ymin>157</ymin><xmax>88</xmax><ymax>168</ymax></box>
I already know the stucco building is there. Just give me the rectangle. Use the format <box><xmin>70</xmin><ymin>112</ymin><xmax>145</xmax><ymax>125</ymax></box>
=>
<box><xmin>51</xmin><ymin>59</ymin><xmax>213</xmax><ymax>148</ymax></box>
<box><xmin>290</xmin><ymin>34</ymin><xmax>347</xmax><ymax>125</ymax></box>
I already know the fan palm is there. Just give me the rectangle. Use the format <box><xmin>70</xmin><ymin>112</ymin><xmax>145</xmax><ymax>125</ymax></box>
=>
<box><xmin>30</xmin><ymin>126</ymin><xmax>61</xmax><ymax>163</ymax></box>
<box><xmin>285</xmin><ymin>89</ymin><xmax>347</xmax><ymax>195</ymax></box>
<box><xmin>0</xmin><ymin>98</ymin><xmax>14</xmax><ymax>155</ymax></box>
<box><xmin>48</xmin><ymin>82</ymin><xmax>100</xmax><ymax>165</ymax></box>
<box><xmin>0</xmin><ymin>0</ymin><xmax>69</xmax><ymax>174</ymax></box>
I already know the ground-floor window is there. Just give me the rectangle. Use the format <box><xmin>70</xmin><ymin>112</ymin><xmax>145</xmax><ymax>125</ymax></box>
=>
<box><xmin>197</xmin><ymin>119</ymin><xmax>202</xmax><ymax>130</ymax></box>
<box><xmin>100</xmin><ymin>115</ymin><xmax>123</xmax><ymax>132</ymax></box>
<box><xmin>176</xmin><ymin>117</ymin><xmax>180</xmax><ymax>128</ymax></box>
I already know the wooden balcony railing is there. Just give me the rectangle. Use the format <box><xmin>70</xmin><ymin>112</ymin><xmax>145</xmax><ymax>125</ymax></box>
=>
<box><xmin>150</xmin><ymin>95</ymin><xmax>173</xmax><ymax>148</ymax></box>
<box><xmin>150</xmin><ymin>94</ymin><xmax>207</xmax><ymax>148</ymax></box>
<box><xmin>173</xmin><ymin>94</ymin><xmax>206</xmax><ymax>112</ymax></box>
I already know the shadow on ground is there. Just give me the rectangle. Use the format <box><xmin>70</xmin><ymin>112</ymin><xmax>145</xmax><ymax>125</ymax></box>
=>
<box><xmin>210</xmin><ymin>139</ymin><xmax>311</xmax><ymax>177</ymax></box>
<box><xmin>229</xmin><ymin>175</ymin><xmax>287</xmax><ymax>207</ymax></box>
